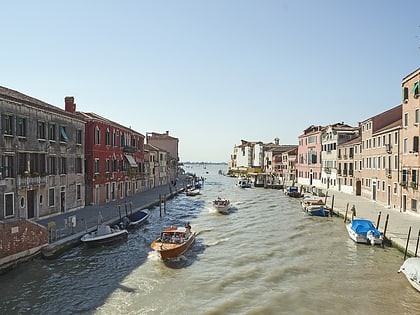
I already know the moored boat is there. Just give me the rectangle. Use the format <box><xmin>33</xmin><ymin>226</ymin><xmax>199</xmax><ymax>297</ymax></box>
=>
<box><xmin>119</xmin><ymin>209</ymin><xmax>150</xmax><ymax>229</ymax></box>
<box><xmin>285</xmin><ymin>186</ymin><xmax>302</xmax><ymax>198</ymax></box>
<box><xmin>237</xmin><ymin>179</ymin><xmax>252</xmax><ymax>188</ymax></box>
<box><xmin>306</xmin><ymin>204</ymin><xmax>331</xmax><ymax>217</ymax></box>
<box><xmin>150</xmin><ymin>224</ymin><xmax>196</xmax><ymax>260</ymax></box>
<box><xmin>212</xmin><ymin>197</ymin><xmax>230</xmax><ymax>214</ymax></box>
<box><xmin>398</xmin><ymin>257</ymin><xmax>420</xmax><ymax>292</ymax></box>
<box><xmin>186</xmin><ymin>188</ymin><xmax>200</xmax><ymax>196</ymax></box>
<box><xmin>81</xmin><ymin>223</ymin><xmax>128</xmax><ymax>248</ymax></box>
<box><xmin>346</xmin><ymin>219</ymin><xmax>383</xmax><ymax>245</ymax></box>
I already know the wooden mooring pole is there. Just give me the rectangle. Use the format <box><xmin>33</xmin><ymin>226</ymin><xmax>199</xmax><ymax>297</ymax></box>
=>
<box><xmin>404</xmin><ymin>226</ymin><xmax>412</xmax><ymax>261</ymax></box>
<box><xmin>383</xmin><ymin>214</ymin><xmax>389</xmax><ymax>238</ymax></box>
<box><xmin>344</xmin><ymin>202</ymin><xmax>349</xmax><ymax>222</ymax></box>
<box><xmin>330</xmin><ymin>195</ymin><xmax>335</xmax><ymax>217</ymax></box>
<box><xmin>415</xmin><ymin>229</ymin><xmax>420</xmax><ymax>257</ymax></box>
<box><xmin>376</xmin><ymin>211</ymin><xmax>381</xmax><ymax>229</ymax></box>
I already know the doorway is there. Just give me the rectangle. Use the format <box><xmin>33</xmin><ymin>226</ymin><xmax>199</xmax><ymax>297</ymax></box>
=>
<box><xmin>27</xmin><ymin>190</ymin><xmax>35</xmax><ymax>219</ymax></box>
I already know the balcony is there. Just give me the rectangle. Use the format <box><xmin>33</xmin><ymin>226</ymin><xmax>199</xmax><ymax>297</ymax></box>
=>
<box><xmin>324</xmin><ymin>167</ymin><xmax>331</xmax><ymax>174</ymax></box>
<box><xmin>123</xmin><ymin>146</ymin><xmax>137</xmax><ymax>153</ymax></box>
<box><xmin>17</xmin><ymin>174</ymin><xmax>47</xmax><ymax>187</ymax></box>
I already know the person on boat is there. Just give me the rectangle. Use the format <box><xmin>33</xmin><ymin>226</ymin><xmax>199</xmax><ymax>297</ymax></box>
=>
<box><xmin>185</xmin><ymin>222</ymin><xmax>191</xmax><ymax>231</ymax></box>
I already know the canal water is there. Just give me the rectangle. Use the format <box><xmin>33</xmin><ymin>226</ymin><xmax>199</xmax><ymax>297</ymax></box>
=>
<box><xmin>1</xmin><ymin>164</ymin><xmax>419</xmax><ymax>315</ymax></box>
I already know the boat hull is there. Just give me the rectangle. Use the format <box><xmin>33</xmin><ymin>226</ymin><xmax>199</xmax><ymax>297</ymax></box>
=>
<box><xmin>346</xmin><ymin>221</ymin><xmax>383</xmax><ymax>245</ymax></box>
<box><xmin>81</xmin><ymin>229</ymin><xmax>128</xmax><ymax>248</ymax></box>
<box><xmin>151</xmin><ymin>233</ymin><xmax>196</xmax><ymax>260</ymax></box>
<box><xmin>399</xmin><ymin>257</ymin><xmax>420</xmax><ymax>292</ymax></box>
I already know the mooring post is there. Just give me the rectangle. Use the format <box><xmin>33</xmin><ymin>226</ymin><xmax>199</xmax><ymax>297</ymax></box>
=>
<box><xmin>376</xmin><ymin>211</ymin><xmax>381</xmax><ymax>229</ymax></box>
<box><xmin>344</xmin><ymin>202</ymin><xmax>349</xmax><ymax>222</ymax></box>
<box><xmin>330</xmin><ymin>195</ymin><xmax>335</xmax><ymax>216</ymax></box>
<box><xmin>404</xmin><ymin>226</ymin><xmax>412</xmax><ymax>261</ymax></box>
<box><xmin>124</xmin><ymin>200</ymin><xmax>128</xmax><ymax>216</ymax></box>
<box><xmin>118</xmin><ymin>204</ymin><xmax>122</xmax><ymax>221</ymax></box>
<box><xmin>164</xmin><ymin>194</ymin><xmax>167</xmax><ymax>213</ymax></box>
<box><xmin>130</xmin><ymin>200</ymin><xmax>133</xmax><ymax>215</ymax></box>
<box><xmin>351</xmin><ymin>205</ymin><xmax>356</xmax><ymax>220</ymax></box>
<box><xmin>415</xmin><ymin>229</ymin><xmax>420</xmax><ymax>257</ymax></box>
<box><xmin>383</xmin><ymin>214</ymin><xmax>389</xmax><ymax>238</ymax></box>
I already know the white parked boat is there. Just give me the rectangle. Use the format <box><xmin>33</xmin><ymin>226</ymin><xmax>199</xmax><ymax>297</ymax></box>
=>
<box><xmin>81</xmin><ymin>223</ymin><xmax>128</xmax><ymax>248</ymax></box>
<box><xmin>346</xmin><ymin>219</ymin><xmax>383</xmax><ymax>246</ymax></box>
<box><xmin>398</xmin><ymin>257</ymin><xmax>420</xmax><ymax>292</ymax></box>
<box><xmin>212</xmin><ymin>197</ymin><xmax>230</xmax><ymax>214</ymax></box>
<box><xmin>186</xmin><ymin>188</ymin><xmax>200</xmax><ymax>196</ymax></box>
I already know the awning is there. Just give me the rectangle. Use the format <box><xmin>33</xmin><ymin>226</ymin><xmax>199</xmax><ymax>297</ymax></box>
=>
<box><xmin>412</xmin><ymin>81</ymin><xmax>419</xmax><ymax>94</ymax></box>
<box><xmin>124</xmin><ymin>154</ymin><xmax>137</xmax><ymax>167</ymax></box>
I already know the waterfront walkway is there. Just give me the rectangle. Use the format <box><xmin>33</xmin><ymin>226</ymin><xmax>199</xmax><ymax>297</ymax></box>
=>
<box><xmin>320</xmin><ymin>189</ymin><xmax>420</xmax><ymax>256</ymax></box>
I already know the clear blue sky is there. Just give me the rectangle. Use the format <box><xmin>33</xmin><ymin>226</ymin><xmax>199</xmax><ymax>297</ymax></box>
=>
<box><xmin>1</xmin><ymin>1</ymin><xmax>419</xmax><ymax>162</ymax></box>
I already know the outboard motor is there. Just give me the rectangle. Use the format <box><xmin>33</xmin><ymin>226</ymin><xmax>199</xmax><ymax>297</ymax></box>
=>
<box><xmin>367</xmin><ymin>230</ymin><xmax>375</xmax><ymax>245</ymax></box>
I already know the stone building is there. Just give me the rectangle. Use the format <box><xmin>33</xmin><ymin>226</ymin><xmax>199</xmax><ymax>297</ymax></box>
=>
<box><xmin>0</xmin><ymin>87</ymin><xmax>86</xmax><ymax>220</ymax></box>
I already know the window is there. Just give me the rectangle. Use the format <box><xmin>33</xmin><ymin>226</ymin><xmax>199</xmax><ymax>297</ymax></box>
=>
<box><xmin>404</xmin><ymin>113</ymin><xmax>409</xmax><ymax>127</ymax></box>
<box><xmin>402</xmin><ymin>169</ymin><xmax>408</xmax><ymax>184</ymax></box>
<box><xmin>404</xmin><ymin>138</ymin><xmax>408</xmax><ymax>154</ymax></box>
<box><xmin>48</xmin><ymin>156</ymin><xmax>57</xmax><ymax>175</ymax></box>
<box><xmin>76</xmin><ymin>184</ymin><xmax>81</xmax><ymax>200</ymax></box>
<box><xmin>393</xmin><ymin>183</ymin><xmax>397</xmax><ymax>194</ymax></box>
<box><xmin>76</xmin><ymin>129</ymin><xmax>83</xmax><ymax>144</ymax></box>
<box><xmin>48</xmin><ymin>123</ymin><xmax>56</xmax><ymax>141</ymax></box>
<box><xmin>412</xmin><ymin>169</ymin><xmax>418</xmax><ymax>185</ymax></box>
<box><xmin>403</xmin><ymin>86</ymin><xmax>409</xmax><ymax>102</ymax></box>
<box><xmin>4</xmin><ymin>193</ymin><xmax>14</xmax><ymax>217</ymax></box>
<box><xmin>38</xmin><ymin>121</ymin><xmax>46</xmax><ymax>139</ymax></box>
<box><xmin>106</xmin><ymin>159</ymin><xmax>110</xmax><ymax>173</ymax></box>
<box><xmin>48</xmin><ymin>188</ymin><xmax>55</xmax><ymax>207</ymax></box>
<box><xmin>60</xmin><ymin>157</ymin><xmax>67</xmax><ymax>174</ymax></box>
<box><xmin>413</xmin><ymin>81</ymin><xmax>419</xmax><ymax>97</ymax></box>
<box><xmin>94</xmin><ymin>159</ymin><xmax>100</xmax><ymax>173</ymax></box>
<box><xmin>112</xmin><ymin>130</ymin><xmax>116</xmax><ymax>146</ymax></box>
<box><xmin>17</xmin><ymin>117</ymin><xmax>27</xmax><ymax>137</ymax></box>
<box><xmin>75</xmin><ymin>157</ymin><xmax>82</xmax><ymax>174</ymax></box>
<box><xmin>413</xmin><ymin>136</ymin><xmax>419</xmax><ymax>153</ymax></box>
<box><xmin>2</xmin><ymin>114</ymin><xmax>13</xmax><ymax>135</ymax></box>
<box><xmin>411</xmin><ymin>199</ymin><xmax>417</xmax><ymax>212</ymax></box>
<box><xmin>2</xmin><ymin>155</ymin><xmax>14</xmax><ymax>178</ymax></box>
<box><xmin>60</xmin><ymin>126</ymin><xmax>69</xmax><ymax>142</ymax></box>
<box><xmin>105</xmin><ymin>128</ymin><xmax>110</xmax><ymax>145</ymax></box>
<box><xmin>95</xmin><ymin>127</ymin><xmax>100</xmax><ymax>145</ymax></box>
<box><xmin>416</xmin><ymin>109</ymin><xmax>419</xmax><ymax>125</ymax></box>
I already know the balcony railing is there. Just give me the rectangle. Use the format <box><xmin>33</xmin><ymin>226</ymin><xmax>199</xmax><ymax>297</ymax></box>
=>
<box><xmin>17</xmin><ymin>175</ymin><xmax>47</xmax><ymax>187</ymax></box>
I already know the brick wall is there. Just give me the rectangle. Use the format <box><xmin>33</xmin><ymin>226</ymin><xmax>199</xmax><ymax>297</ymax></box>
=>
<box><xmin>0</xmin><ymin>220</ymin><xmax>48</xmax><ymax>259</ymax></box>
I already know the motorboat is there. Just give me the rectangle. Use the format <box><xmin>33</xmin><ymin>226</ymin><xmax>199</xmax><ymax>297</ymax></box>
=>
<box><xmin>81</xmin><ymin>223</ymin><xmax>128</xmax><ymax>248</ymax></box>
<box><xmin>306</xmin><ymin>204</ymin><xmax>331</xmax><ymax>217</ymax></box>
<box><xmin>186</xmin><ymin>188</ymin><xmax>200</xmax><ymax>196</ymax></box>
<box><xmin>212</xmin><ymin>197</ymin><xmax>230</xmax><ymax>214</ymax></box>
<box><xmin>398</xmin><ymin>257</ymin><xmax>420</xmax><ymax>292</ymax></box>
<box><xmin>119</xmin><ymin>209</ymin><xmax>150</xmax><ymax>229</ymax></box>
<box><xmin>346</xmin><ymin>219</ymin><xmax>383</xmax><ymax>245</ymax></box>
<box><xmin>285</xmin><ymin>186</ymin><xmax>302</xmax><ymax>198</ymax></box>
<box><xmin>301</xmin><ymin>196</ymin><xmax>325</xmax><ymax>211</ymax></box>
<box><xmin>150</xmin><ymin>224</ymin><xmax>196</xmax><ymax>260</ymax></box>
<box><xmin>237</xmin><ymin>179</ymin><xmax>252</xmax><ymax>188</ymax></box>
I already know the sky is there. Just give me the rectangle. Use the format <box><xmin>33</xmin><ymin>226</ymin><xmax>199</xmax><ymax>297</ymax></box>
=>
<box><xmin>1</xmin><ymin>1</ymin><xmax>420</xmax><ymax>163</ymax></box>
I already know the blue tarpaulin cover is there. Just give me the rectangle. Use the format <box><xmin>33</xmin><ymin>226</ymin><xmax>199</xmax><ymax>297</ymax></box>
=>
<box><xmin>351</xmin><ymin>219</ymin><xmax>381</xmax><ymax>237</ymax></box>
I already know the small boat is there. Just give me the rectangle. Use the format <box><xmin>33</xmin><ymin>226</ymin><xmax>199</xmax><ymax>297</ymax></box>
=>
<box><xmin>285</xmin><ymin>186</ymin><xmax>302</xmax><ymax>198</ymax></box>
<box><xmin>301</xmin><ymin>197</ymin><xmax>325</xmax><ymax>211</ymax></box>
<box><xmin>346</xmin><ymin>219</ymin><xmax>383</xmax><ymax>245</ymax></box>
<box><xmin>398</xmin><ymin>257</ymin><xmax>420</xmax><ymax>292</ymax></box>
<box><xmin>150</xmin><ymin>224</ymin><xmax>196</xmax><ymax>260</ymax></box>
<box><xmin>306</xmin><ymin>204</ymin><xmax>331</xmax><ymax>217</ymax></box>
<box><xmin>81</xmin><ymin>223</ymin><xmax>128</xmax><ymax>247</ymax></box>
<box><xmin>186</xmin><ymin>188</ymin><xmax>200</xmax><ymax>196</ymax></box>
<box><xmin>237</xmin><ymin>179</ymin><xmax>252</xmax><ymax>188</ymax></box>
<box><xmin>119</xmin><ymin>210</ymin><xmax>150</xmax><ymax>229</ymax></box>
<box><xmin>212</xmin><ymin>197</ymin><xmax>230</xmax><ymax>214</ymax></box>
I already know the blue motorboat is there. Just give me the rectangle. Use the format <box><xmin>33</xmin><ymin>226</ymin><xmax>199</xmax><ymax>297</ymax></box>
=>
<box><xmin>346</xmin><ymin>219</ymin><xmax>383</xmax><ymax>245</ymax></box>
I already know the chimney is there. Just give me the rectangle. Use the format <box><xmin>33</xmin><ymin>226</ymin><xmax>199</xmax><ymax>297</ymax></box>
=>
<box><xmin>65</xmin><ymin>96</ymin><xmax>76</xmax><ymax>113</ymax></box>
<box><xmin>274</xmin><ymin>137</ymin><xmax>279</xmax><ymax>145</ymax></box>
<box><xmin>166</xmin><ymin>130</ymin><xmax>169</xmax><ymax>135</ymax></box>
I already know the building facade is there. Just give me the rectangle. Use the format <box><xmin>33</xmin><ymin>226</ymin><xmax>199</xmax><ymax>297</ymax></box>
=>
<box><xmin>64</xmin><ymin>97</ymin><xmax>145</xmax><ymax>205</ymax></box>
<box><xmin>0</xmin><ymin>87</ymin><xmax>86</xmax><ymax>220</ymax></box>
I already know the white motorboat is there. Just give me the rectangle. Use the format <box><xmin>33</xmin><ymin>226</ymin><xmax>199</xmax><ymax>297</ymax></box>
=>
<box><xmin>398</xmin><ymin>257</ymin><xmax>420</xmax><ymax>292</ymax></box>
<box><xmin>212</xmin><ymin>197</ymin><xmax>230</xmax><ymax>214</ymax></box>
<box><xmin>81</xmin><ymin>222</ymin><xmax>128</xmax><ymax>248</ymax></box>
<box><xmin>346</xmin><ymin>219</ymin><xmax>383</xmax><ymax>246</ymax></box>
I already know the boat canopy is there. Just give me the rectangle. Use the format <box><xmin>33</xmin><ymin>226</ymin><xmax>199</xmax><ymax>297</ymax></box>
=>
<box><xmin>351</xmin><ymin>219</ymin><xmax>381</xmax><ymax>237</ymax></box>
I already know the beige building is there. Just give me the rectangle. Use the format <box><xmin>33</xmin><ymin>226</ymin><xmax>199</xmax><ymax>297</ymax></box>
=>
<box><xmin>356</xmin><ymin>105</ymin><xmax>402</xmax><ymax>209</ymax></box>
<box><xmin>401</xmin><ymin>68</ymin><xmax>420</xmax><ymax>212</ymax></box>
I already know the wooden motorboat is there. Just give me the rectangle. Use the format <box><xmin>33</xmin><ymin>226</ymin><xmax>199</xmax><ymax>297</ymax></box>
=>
<box><xmin>306</xmin><ymin>204</ymin><xmax>331</xmax><ymax>217</ymax></box>
<box><xmin>301</xmin><ymin>197</ymin><xmax>325</xmax><ymax>211</ymax></box>
<box><xmin>237</xmin><ymin>179</ymin><xmax>252</xmax><ymax>188</ymax></box>
<box><xmin>399</xmin><ymin>257</ymin><xmax>420</xmax><ymax>292</ymax></box>
<box><xmin>212</xmin><ymin>197</ymin><xmax>230</xmax><ymax>214</ymax></box>
<box><xmin>81</xmin><ymin>223</ymin><xmax>128</xmax><ymax>248</ymax></box>
<box><xmin>346</xmin><ymin>219</ymin><xmax>383</xmax><ymax>246</ymax></box>
<box><xmin>119</xmin><ymin>210</ymin><xmax>150</xmax><ymax>229</ymax></box>
<box><xmin>150</xmin><ymin>224</ymin><xmax>196</xmax><ymax>260</ymax></box>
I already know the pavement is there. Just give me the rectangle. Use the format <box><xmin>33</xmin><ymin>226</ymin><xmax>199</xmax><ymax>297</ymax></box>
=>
<box><xmin>317</xmin><ymin>188</ymin><xmax>420</xmax><ymax>256</ymax></box>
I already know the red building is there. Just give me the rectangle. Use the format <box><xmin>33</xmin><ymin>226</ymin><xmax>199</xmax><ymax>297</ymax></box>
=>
<box><xmin>65</xmin><ymin>97</ymin><xmax>145</xmax><ymax>205</ymax></box>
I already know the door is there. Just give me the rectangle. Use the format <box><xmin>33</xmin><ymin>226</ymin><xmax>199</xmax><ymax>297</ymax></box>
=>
<box><xmin>387</xmin><ymin>185</ymin><xmax>391</xmax><ymax>206</ymax></box>
<box><xmin>60</xmin><ymin>189</ymin><xmax>65</xmax><ymax>212</ymax></box>
<box><xmin>372</xmin><ymin>182</ymin><xmax>377</xmax><ymax>201</ymax></box>
<box><xmin>27</xmin><ymin>190</ymin><xmax>35</xmax><ymax>219</ymax></box>
<box><xmin>356</xmin><ymin>180</ymin><xmax>361</xmax><ymax>196</ymax></box>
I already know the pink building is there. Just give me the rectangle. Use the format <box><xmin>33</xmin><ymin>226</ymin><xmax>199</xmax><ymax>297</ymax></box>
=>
<box><xmin>296</xmin><ymin>125</ymin><xmax>323</xmax><ymax>188</ymax></box>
